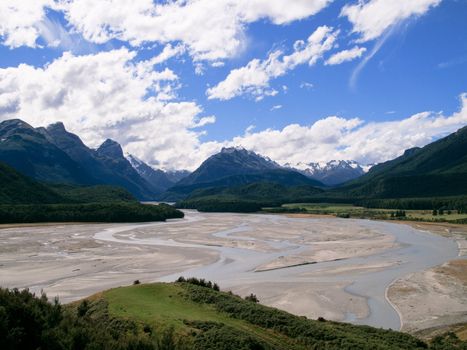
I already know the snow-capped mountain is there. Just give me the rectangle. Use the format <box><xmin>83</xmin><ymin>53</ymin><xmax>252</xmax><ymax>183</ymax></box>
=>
<box><xmin>289</xmin><ymin>160</ymin><xmax>372</xmax><ymax>186</ymax></box>
<box><xmin>176</xmin><ymin>147</ymin><xmax>282</xmax><ymax>186</ymax></box>
<box><xmin>126</xmin><ymin>154</ymin><xmax>177</xmax><ymax>193</ymax></box>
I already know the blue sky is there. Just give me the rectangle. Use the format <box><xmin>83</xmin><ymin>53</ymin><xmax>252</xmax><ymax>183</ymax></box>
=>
<box><xmin>0</xmin><ymin>0</ymin><xmax>466</xmax><ymax>170</ymax></box>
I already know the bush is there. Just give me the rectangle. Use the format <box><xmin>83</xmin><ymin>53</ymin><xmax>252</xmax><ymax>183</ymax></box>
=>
<box><xmin>176</xmin><ymin>277</ymin><xmax>220</xmax><ymax>292</ymax></box>
<box><xmin>0</xmin><ymin>287</ymin><xmax>183</xmax><ymax>350</ymax></box>
<box><xmin>180</xmin><ymin>283</ymin><xmax>429</xmax><ymax>350</ymax></box>
<box><xmin>244</xmin><ymin>294</ymin><xmax>259</xmax><ymax>303</ymax></box>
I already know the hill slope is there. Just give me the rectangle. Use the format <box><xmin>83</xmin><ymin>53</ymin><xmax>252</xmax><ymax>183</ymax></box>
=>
<box><xmin>0</xmin><ymin>119</ymin><xmax>160</xmax><ymax>200</ymax></box>
<box><xmin>0</xmin><ymin>160</ymin><xmax>184</xmax><ymax>223</ymax></box>
<box><xmin>0</xmin><ymin>119</ymin><xmax>94</xmax><ymax>184</ymax></box>
<box><xmin>338</xmin><ymin>125</ymin><xmax>467</xmax><ymax>198</ymax></box>
<box><xmin>0</xmin><ymin>162</ymin><xmax>64</xmax><ymax>204</ymax></box>
<box><xmin>86</xmin><ymin>282</ymin><xmax>437</xmax><ymax>349</ymax></box>
<box><xmin>179</xmin><ymin>182</ymin><xmax>325</xmax><ymax>212</ymax></box>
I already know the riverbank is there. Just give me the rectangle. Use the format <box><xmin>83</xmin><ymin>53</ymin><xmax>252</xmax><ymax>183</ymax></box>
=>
<box><xmin>0</xmin><ymin>211</ymin><xmax>462</xmax><ymax>332</ymax></box>
<box><xmin>387</xmin><ymin>259</ymin><xmax>467</xmax><ymax>335</ymax></box>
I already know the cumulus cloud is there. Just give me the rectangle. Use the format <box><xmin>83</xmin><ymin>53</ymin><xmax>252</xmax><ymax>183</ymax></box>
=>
<box><xmin>207</xmin><ymin>26</ymin><xmax>338</xmax><ymax>100</ymax></box>
<box><xmin>214</xmin><ymin>93</ymin><xmax>467</xmax><ymax>167</ymax></box>
<box><xmin>341</xmin><ymin>0</ymin><xmax>441</xmax><ymax>42</ymax></box>
<box><xmin>52</xmin><ymin>0</ymin><xmax>331</xmax><ymax>61</ymax></box>
<box><xmin>0</xmin><ymin>48</ymin><xmax>465</xmax><ymax>171</ymax></box>
<box><xmin>0</xmin><ymin>0</ymin><xmax>55</xmax><ymax>48</ymax></box>
<box><xmin>0</xmin><ymin>48</ymin><xmax>215</xmax><ymax>170</ymax></box>
<box><xmin>325</xmin><ymin>46</ymin><xmax>366</xmax><ymax>65</ymax></box>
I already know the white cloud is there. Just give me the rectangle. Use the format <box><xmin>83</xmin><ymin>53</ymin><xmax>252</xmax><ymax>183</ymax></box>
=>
<box><xmin>341</xmin><ymin>0</ymin><xmax>441</xmax><ymax>42</ymax></box>
<box><xmin>0</xmin><ymin>48</ymin><xmax>215</xmax><ymax>170</ymax></box>
<box><xmin>270</xmin><ymin>105</ymin><xmax>282</xmax><ymax>111</ymax></box>
<box><xmin>149</xmin><ymin>43</ymin><xmax>186</xmax><ymax>65</ymax></box>
<box><xmin>325</xmin><ymin>46</ymin><xmax>366</xmax><ymax>65</ymax></box>
<box><xmin>207</xmin><ymin>26</ymin><xmax>338</xmax><ymax>100</ymax></box>
<box><xmin>213</xmin><ymin>93</ymin><xmax>467</xmax><ymax>167</ymax></box>
<box><xmin>0</xmin><ymin>0</ymin><xmax>55</xmax><ymax>48</ymax></box>
<box><xmin>349</xmin><ymin>27</ymin><xmax>393</xmax><ymax>89</ymax></box>
<box><xmin>300</xmin><ymin>82</ymin><xmax>314</xmax><ymax>89</ymax></box>
<box><xmin>53</xmin><ymin>0</ymin><xmax>331</xmax><ymax>62</ymax></box>
<box><xmin>1</xmin><ymin>48</ymin><xmax>465</xmax><ymax>171</ymax></box>
<box><xmin>211</xmin><ymin>61</ymin><xmax>225</xmax><ymax>68</ymax></box>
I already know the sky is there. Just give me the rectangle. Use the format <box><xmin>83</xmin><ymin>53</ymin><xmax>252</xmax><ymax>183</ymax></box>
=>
<box><xmin>0</xmin><ymin>0</ymin><xmax>466</xmax><ymax>171</ymax></box>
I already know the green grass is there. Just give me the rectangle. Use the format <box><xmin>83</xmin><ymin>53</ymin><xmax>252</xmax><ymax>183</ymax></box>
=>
<box><xmin>103</xmin><ymin>283</ymin><xmax>298</xmax><ymax>349</ymax></box>
<box><xmin>105</xmin><ymin>283</ymin><xmax>229</xmax><ymax>328</ymax></box>
<box><xmin>405</xmin><ymin>211</ymin><xmax>467</xmax><ymax>221</ymax></box>
<box><xmin>273</xmin><ymin>203</ymin><xmax>467</xmax><ymax>223</ymax></box>
<box><xmin>101</xmin><ymin>282</ymin><xmax>433</xmax><ymax>349</ymax></box>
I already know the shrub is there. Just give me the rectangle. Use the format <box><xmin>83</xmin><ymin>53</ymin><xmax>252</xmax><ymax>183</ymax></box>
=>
<box><xmin>244</xmin><ymin>294</ymin><xmax>259</xmax><ymax>303</ymax></box>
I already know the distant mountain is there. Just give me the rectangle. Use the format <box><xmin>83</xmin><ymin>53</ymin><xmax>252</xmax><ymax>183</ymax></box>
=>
<box><xmin>45</xmin><ymin>122</ymin><xmax>123</xmax><ymax>184</ymax></box>
<box><xmin>0</xmin><ymin>119</ymin><xmax>94</xmax><ymax>184</ymax></box>
<box><xmin>339</xmin><ymin>126</ymin><xmax>467</xmax><ymax>198</ymax></box>
<box><xmin>163</xmin><ymin>147</ymin><xmax>324</xmax><ymax>200</ymax></box>
<box><xmin>0</xmin><ymin>119</ymin><xmax>159</xmax><ymax>200</ymax></box>
<box><xmin>176</xmin><ymin>147</ymin><xmax>281</xmax><ymax>186</ymax></box>
<box><xmin>95</xmin><ymin>139</ymin><xmax>159</xmax><ymax>199</ymax></box>
<box><xmin>165</xmin><ymin>170</ymin><xmax>191</xmax><ymax>183</ymax></box>
<box><xmin>291</xmin><ymin>160</ymin><xmax>369</xmax><ymax>186</ymax></box>
<box><xmin>126</xmin><ymin>154</ymin><xmax>174</xmax><ymax>193</ymax></box>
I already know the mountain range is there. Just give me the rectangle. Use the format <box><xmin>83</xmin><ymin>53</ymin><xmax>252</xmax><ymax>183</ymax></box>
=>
<box><xmin>1</xmin><ymin>118</ymin><xmax>466</xmax><ymax>205</ymax></box>
<box><xmin>161</xmin><ymin>147</ymin><xmax>324</xmax><ymax>201</ymax></box>
<box><xmin>0</xmin><ymin>119</ymin><xmax>176</xmax><ymax>200</ymax></box>
<box><xmin>289</xmin><ymin>160</ymin><xmax>370</xmax><ymax>186</ymax></box>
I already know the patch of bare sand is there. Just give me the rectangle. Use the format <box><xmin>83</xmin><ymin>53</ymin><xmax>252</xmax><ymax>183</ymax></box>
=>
<box><xmin>0</xmin><ymin>223</ymin><xmax>218</xmax><ymax>303</ymax></box>
<box><xmin>300</xmin><ymin>261</ymin><xmax>399</xmax><ymax>277</ymax></box>
<box><xmin>388</xmin><ymin>259</ymin><xmax>467</xmax><ymax>334</ymax></box>
<box><xmin>230</xmin><ymin>281</ymin><xmax>369</xmax><ymax>321</ymax></box>
<box><xmin>255</xmin><ymin>233</ymin><xmax>397</xmax><ymax>271</ymax></box>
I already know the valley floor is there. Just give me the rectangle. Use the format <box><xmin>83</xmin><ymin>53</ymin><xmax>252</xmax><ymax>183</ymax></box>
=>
<box><xmin>0</xmin><ymin>211</ymin><xmax>465</xmax><ymax>335</ymax></box>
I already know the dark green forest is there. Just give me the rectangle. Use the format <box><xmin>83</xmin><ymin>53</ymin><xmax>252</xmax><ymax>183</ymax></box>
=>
<box><xmin>0</xmin><ymin>162</ymin><xmax>183</xmax><ymax>223</ymax></box>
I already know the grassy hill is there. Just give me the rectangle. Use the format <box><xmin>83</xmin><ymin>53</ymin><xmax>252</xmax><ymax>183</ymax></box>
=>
<box><xmin>101</xmin><ymin>282</ymin><xmax>425</xmax><ymax>349</ymax></box>
<box><xmin>2</xmin><ymin>282</ymin><xmax>465</xmax><ymax>350</ymax></box>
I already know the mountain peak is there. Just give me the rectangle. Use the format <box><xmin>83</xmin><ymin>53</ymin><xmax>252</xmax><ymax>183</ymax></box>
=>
<box><xmin>403</xmin><ymin>147</ymin><xmax>421</xmax><ymax>157</ymax></box>
<box><xmin>97</xmin><ymin>139</ymin><xmax>124</xmax><ymax>159</ymax></box>
<box><xmin>176</xmin><ymin>147</ymin><xmax>281</xmax><ymax>186</ymax></box>
<box><xmin>47</xmin><ymin>121</ymin><xmax>66</xmax><ymax>132</ymax></box>
<box><xmin>220</xmin><ymin>146</ymin><xmax>246</xmax><ymax>153</ymax></box>
<box><xmin>0</xmin><ymin>119</ymin><xmax>34</xmax><ymax>134</ymax></box>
